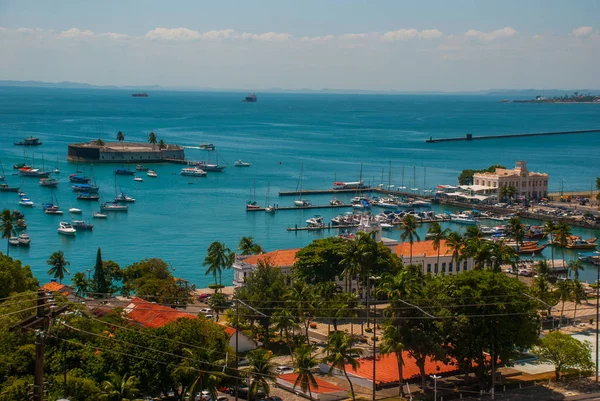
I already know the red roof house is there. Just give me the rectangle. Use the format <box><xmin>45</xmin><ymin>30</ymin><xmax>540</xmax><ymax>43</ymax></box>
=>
<box><xmin>277</xmin><ymin>373</ymin><xmax>347</xmax><ymax>401</ymax></box>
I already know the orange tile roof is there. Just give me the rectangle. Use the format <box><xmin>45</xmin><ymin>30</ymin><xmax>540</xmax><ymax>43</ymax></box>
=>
<box><xmin>346</xmin><ymin>352</ymin><xmax>459</xmax><ymax>385</ymax></box>
<box><xmin>279</xmin><ymin>373</ymin><xmax>344</xmax><ymax>394</ymax></box>
<box><xmin>217</xmin><ymin>322</ymin><xmax>237</xmax><ymax>337</ymax></box>
<box><xmin>394</xmin><ymin>240</ymin><xmax>451</xmax><ymax>258</ymax></box>
<box><xmin>41</xmin><ymin>281</ymin><xmax>72</xmax><ymax>293</ymax></box>
<box><xmin>242</xmin><ymin>248</ymin><xmax>300</xmax><ymax>267</ymax></box>
<box><xmin>125</xmin><ymin>297</ymin><xmax>196</xmax><ymax>328</ymax></box>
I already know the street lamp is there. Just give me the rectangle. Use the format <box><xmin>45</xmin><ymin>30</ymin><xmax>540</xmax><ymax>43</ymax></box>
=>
<box><xmin>369</xmin><ymin>276</ymin><xmax>381</xmax><ymax>401</ymax></box>
<box><xmin>430</xmin><ymin>374</ymin><xmax>441</xmax><ymax>401</ymax></box>
<box><xmin>86</xmin><ymin>269</ymin><xmax>92</xmax><ymax>280</ymax></box>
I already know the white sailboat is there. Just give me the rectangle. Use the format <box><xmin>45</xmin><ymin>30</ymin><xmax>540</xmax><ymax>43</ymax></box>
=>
<box><xmin>265</xmin><ymin>181</ymin><xmax>275</xmax><ymax>213</ymax></box>
<box><xmin>293</xmin><ymin>164</ymin><xmax>311</xmax><ymax>207</ymax></box>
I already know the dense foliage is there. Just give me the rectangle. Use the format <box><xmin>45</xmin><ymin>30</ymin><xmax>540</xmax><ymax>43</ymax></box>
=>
<box><xmin>458</xmin><ymin>164</ymin><xmax>505</xmax><ymax>185</ymax></box>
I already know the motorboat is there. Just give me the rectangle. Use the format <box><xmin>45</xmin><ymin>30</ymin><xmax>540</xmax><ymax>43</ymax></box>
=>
<box><xmin>380</xmin><ymin>222</ymin><xmax>394</xmax><ymax>230</ymax></box>
<box><xmin>147</xmin><ymin>170</ymin><xmax>158</xmax><ymax>178</ymax></box>
<box><xmin>17</xmin><ymin>232</ymin><xmax>31</xmax><ymax>246</ymax></box>
<box><xmin>450</xmin><ymin>214</ymin><xmax>477</xmax><ymax>225</ymax></box>
<box><xmin>72</xmin><ymin>183</ymin><xmax>100</xmax><ymax>193</ymax></box>
<box><xmin>39</xmin><ymin>177</ymin><xmax>59</xmax><ymax>187</ymax></box>
<box><xmin>180</xmin><ymin>167</ymin><xmax>207</xmax><ymax>177</ymax></box>
<box><xmin>18</xmin><ymin>197</ymin><xmax>35</xmax><ymax>207</ymax></box>
<box><xmin>114</xmin><ymin>193</ymin><xmax>136</xmax><ymax>203</ymax></box>
<box><xmin>57</xmin><ymin>221</ymin><xmax>76</xmax><ymax>236</ymax></box>
<box><xmin>566</xmin><ymin>239</ymin><xmax>598</xmax><ymax>250</ymax></box>
<box><xmin>114</xmin><ymin>167</ymin><xmax>135</xmax><ymax>175</ymax></box>
<box><xmin>294</xmin><ymin>199</ymin><xmax>311</xmax><ymax>207</ymax></box>
<box><xmin>194</xmin><ymin>161</ymin><xmax>225</xmax><ymax>172</ymax></box>
<box><xmin>69</xmin><ymin>208</ymin><xmax>82</xmax><ymax>214</ymax></box>
<box><xmin>100</xmin><ymin>202</ymin><xmax>128</xmax><ymax>212</ymax></box>
<box><xmin>265</xmin><ymin>205</ymin><xmax>275</xmax><ymax>213</ymax></box>
<box><xmin>77</xmin><ymin>193</ymin><xmax>100</xmax><ymax>201</ymax></box>
<box><xmin>200</xmin><ymin>143</ymin><xmax>215</xmax><ymax>150</ymax></box>
<box><xmin>329</xmin><ymin>198</ymin><xmax>345</xmax><ymax>206</ymax></box>
<box><xmin>72</xmin><ymin>220</ymin><xmax>94</xmax><ymax>230</ymax></box>
<box><xmin>479</xmin><ymin>225</ymin><xmax>495</xmax><ymax>235</ymax></box>
<box><xmin>134</xmin><ymin>176</ymin><xmax>143</xmax><ymax>182</ymax></box>
<box><xmin>69</xmin><ymin>173</ymin><xmax>90</xmax><ymax>183</ymax></box>
<box><xmin>135</xmin><ymin>164</ymin><xmax>149</xmax><ymax>171</ymax></box>
<box><xmin>93</xmin><ymin>212</ymin><xmax>108</xmax><ymax>219</ymax></box>
<box><xmin>8</xmin><ymin>236</ymin><xmax>19</xmax><ymax>246</ymax></box>
<box><xmin>306</xmin><ymin>215</ymin><xmax>324</xmax><ymax>227</ymax></box>
<box><xmin>15</xmin><ymin>219</ymin><xmax>27</xmax><ymax>230</ymax></box>
<box><xmin>234</xmin><ymin>160</ymin><xmax>251</xmax><ymax>167</ymax></box>
<box><xmin>44</xmin><ymin>207</ymin><xmax>64</xmax><ymax>215</ymax></box>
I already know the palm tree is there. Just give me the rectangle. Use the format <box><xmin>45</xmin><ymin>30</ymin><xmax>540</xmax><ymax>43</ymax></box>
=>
<box><xmin>273</xmin><ymin>308</ymin><xmax>299</xmax><ymax>354</ymax></box>
<box><xmin>173</xmin><ymin>348</ymin><xmax>223</xmax><ymax>400</ymax></box>
<box><xmin>203</xmin><ymin>242</ymin><xmax>235</xmax><ymax>288</ymax></box>
<box><xmin>148</xmin><ymin>132</ymin><xmax>157</xmax><ymax>149</ymax></box>
<box><xmin>400</xmin><ymin>214</ymin><xmax>420</xmax><ymax>264</ymax></box>
<box><xmin>1</xmin><ymin>209</ymin><xmax>14</xmax><ymax>256</ymax></box>
<box><xmin>247</xmin><ymin>348</ymin><xmax>276</xmax><ymax>400</ymax></box>
<box><xmin>100</xmin><ymin>373</ymin><xmax>139</xmax><ymax>401</ymax></box>
<box><xmin>322</xmin><ymin>331</ymin><xmax>363</xmax><ymax>401</ymax></box>
<box><xmin>543</xmin><ymin>220</ymin><xmax>558</xmax><ymax>268</ymax></box>
<box><xmin>47</xmin><ymin>250</ymin><xmax>70</xmax><ymax>283</ymax></box>
<box><xmin>555</xmin><ymin>280</ymin><xmax>572</xmax><ymax>327</ymax></box>
<box><xmin>95</xmin><ymin>138</ymin><xmax>105</xmax><ymax>147</ymax></box>
<box><xmin>572</xmin><ymin>280</ymin><xmax>588</xmax><ymax>324</ymax></box>
<box><xmin>507</xmin><ymin>216</ymin><xmax>525</xmax><ymax>254</ymax></box>
<box><xmin>445</xmin><ymin>231</ymin><xmax>464</xmax><ymax>271</ymax></box>
<box><xmin>116</xmin><ymin>131</ymin><xmax>125</xmax><ymax>149</ymax></box>
<box><xmin>568</xmin><ymin>259</ymin><xmax>585</xmax><ymax>280</ymax></box>
<box><xmin>238</xmin><ymin>236</ymin><xmax>264</xmax><ymax>255</ymax></box>
<box><xmin>427</xmin><ymin>222</ymin><xmax>450</xmax><ymax>274</ymax></box>
<box><xmin>380</xmin><ymin>322</ymin><xmax>405</xmax><ymax>397</ymax></box>
<box><xmin>289</xmin><ymin>280</ymin><xmax>315</xmax><ymax>345</ymax></box>
<box><xmin>71</xmin><ymin>271</ymin><xmax>88</xmax><ymax>297</ymax></box>
<box><xmin>554</xmin><ymin>221</ymin><xmax>572</xmax><ymax>268</ymax></box>
<box><xmin>158</xmin><ymin>139</ymin><xmax>167</xmax><ymax>150</ymax></box>
<box><xmin>292</xmin><ymin>344</ymin><xmax>320</xmax><ymax>400</ymax></box>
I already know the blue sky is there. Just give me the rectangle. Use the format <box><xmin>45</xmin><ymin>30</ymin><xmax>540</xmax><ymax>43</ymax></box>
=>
<box><xmin>0</xmin><ymin>0</ymin><xmax>599</xmax><ymax>90</ymax></box>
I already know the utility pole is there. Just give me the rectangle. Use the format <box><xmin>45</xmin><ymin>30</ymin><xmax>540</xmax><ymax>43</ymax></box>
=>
<box><xmin>10</xmin><ymin>290</ymin><xmax>69</xmax><ymax>401</ymax></box>
<box><xmin>235</xmin><ymin>299</ymin><xmax>239</xmax><ymax>401</ymax></box>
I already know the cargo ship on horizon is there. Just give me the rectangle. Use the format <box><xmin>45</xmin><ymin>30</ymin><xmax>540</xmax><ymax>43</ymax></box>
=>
<box><xmin>132</xmin><ymin>92</ymin><xmax>149</xmax><ymax>97</ymax></box>
<box><xmin>242</xmin><ymin>93</ymin><xmax>257</xmax><ymax>102</ymax></box>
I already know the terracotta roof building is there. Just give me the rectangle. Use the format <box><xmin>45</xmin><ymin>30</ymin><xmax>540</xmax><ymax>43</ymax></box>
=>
<box><xmin>393</xmin><ymin>240</ymin><xmax>474</xmax><ymax>276</ymax></box>
<box><xmin>233</xmin><ymin>249</ymin><xmax>300</xmax><ymax>287</ymax></box>
<box><xmin>277</xmin><ymin>373</ymin><xmax>347</xmax><ymax>401</ymax></box>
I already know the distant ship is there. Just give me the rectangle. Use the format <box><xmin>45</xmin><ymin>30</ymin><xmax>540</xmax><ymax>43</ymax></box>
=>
<box><xmin>242</xmin><ymin>93</ymin><xmax>257</xmax><ymax>102</ymax></box>
<box><xmin>132</xmin><ymin>92</ymin><xmax>149</xmax><ymax>97</ymax></box>
<box><xmin>14</xmin><ymin>137</ymin><xmax>42</xmax><ymax>146</ymax></box>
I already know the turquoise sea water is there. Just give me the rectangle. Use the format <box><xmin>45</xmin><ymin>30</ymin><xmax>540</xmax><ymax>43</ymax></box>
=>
<box><xmin>1</xmin><ymin>87</ymin><xmax>599</xmax><ymax>286</ymax></box>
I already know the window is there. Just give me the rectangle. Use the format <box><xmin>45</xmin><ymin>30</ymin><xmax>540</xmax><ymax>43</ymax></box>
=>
<box><xmin>427</xmin><ymin>264</ymin><xmax>431</xmax><ymax>273</ymax></box>
<box><xmin>449</xmin><ymin>263</ymin><xmax>453</xmax><ymax>272</ymax></box>
<box><xmin>463</xmin><ymin>261</ymin><xmax>468</xmax><ymax>271</ymax></box>
<box><xmin>442</xmin><ymin>263</ymin><xmax>446</xmax><ymax>272</ymax></box>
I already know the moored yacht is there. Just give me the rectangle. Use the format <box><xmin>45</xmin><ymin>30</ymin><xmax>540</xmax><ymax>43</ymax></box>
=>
<box><xmin>114</xmin><ymin>193</ymin><xmax>136</xmax><ymax>203</ymax></box>
<box><xmin>17</xmin><ymin>232</ymin><xmax>31</xmax><ymax>246</ymax></box>
<box><xmin>180</xmin><ymin>167</ymin><xmax>207</xmax><ymax>177</ymax></box>
<box><xmin>100</xmin><ymin>202</ymin><xmax>129</xmax><ymax>212</ymax></box>
<box><xmin>57</xmin><ymin>221</ymin><xmax>76</xmax><ymax>236</ymax></box>
<box><xmin>234</xmin><ymin>160</ymin><xmax>251</xmax><ymax>167</ymax></box>
<box><xmin>147</xmin><ymin>170</ymin><xmax>158</xmax><ymax>178</ymax></box>
<box><xmin>306</xmin><ymin>215</ymin><xmax>324</xmax><ymax>227</ymax></box>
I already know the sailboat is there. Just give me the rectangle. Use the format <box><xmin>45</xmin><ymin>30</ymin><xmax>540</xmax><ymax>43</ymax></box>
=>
<box><xmin>0</xmin><ymin>160</ymin><xmax>6</xmax><ymax>181</ymax></box>
<box><xmin>114</xmin><ymin>176</ymin><xmax>136</xmax><ymax>203</ymax></box>
<box><xmin>53</xmin><ymin>156</ymin><xmax>60</xmax><ymax>174</ymax></box>
<box><xmin>350</xmin><ymin>163</ymin><xmax>371</xmax><ymax>209</ymax></box>
<box><xmin>265</xmin><ymin>182</ymin><xmax>275</xmax><ymax>213</ymax></box>
<box><xmin>410</xmin><ymin>166</ymin><xmax>419</xmax><ymax>193</ymax></box>
<box><xmin>43</xmin><ymin>190</ymin><xmax>63</xmax><ymax>214</ymax></box>
<box><xmin>246</xmin><ymin>180</ymin><xmax>260</xmax><ymax>210</ymax></box>
<box><xmin>293</xmin><ymin>164</ymin><xmax>311</xmax><ymax>207</ymax></box>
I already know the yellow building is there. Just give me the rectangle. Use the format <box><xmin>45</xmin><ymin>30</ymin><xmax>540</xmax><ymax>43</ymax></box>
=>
<box><xmin>472</xmin><ymin>161</ymin><xmax>548</xmax><ymax>200</ymax></box>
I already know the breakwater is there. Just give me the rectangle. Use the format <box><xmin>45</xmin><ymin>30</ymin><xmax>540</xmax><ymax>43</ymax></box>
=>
<box><xmin>425</xmin><ymin>129</ymin><xmax>600</xmax><ymax>143</ymax></box>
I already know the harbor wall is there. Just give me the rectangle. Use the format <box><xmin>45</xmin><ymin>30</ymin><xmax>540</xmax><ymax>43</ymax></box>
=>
<box><xmin>67</xmin><ymin>142</ymin><xmax>185</xmax><ymax>163</ymax></box>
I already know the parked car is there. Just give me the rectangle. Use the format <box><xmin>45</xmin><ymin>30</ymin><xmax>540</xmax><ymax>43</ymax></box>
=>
<box><xmin>199</xmin><ymin>308</ymin><xmax>213</xmax><ymax>314</ymax></box>
<box><xmin>275</xmin><ymin>365</ymin><xmax>295</xmax><ymax>375</ymax></box>
<box><xmin>197</xmin><ymin>293</ymin><xmax>211</xmax><ymax>301</ymax></box>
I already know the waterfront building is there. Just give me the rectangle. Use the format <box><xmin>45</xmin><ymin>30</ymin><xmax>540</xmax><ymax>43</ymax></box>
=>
<box><xmin>68</xmin><ymin>140</ymin><xmax>185</xmax><ymax>163</ymax></box>
<box><xmin>472</xmin><ymin>161</ymin><xmax>549</xmax><ymax>200</ymax></box>
<box><xmin>394</xmin><ymin>240</ymin><xmax>475</xmax><ymax>276</ymax></box>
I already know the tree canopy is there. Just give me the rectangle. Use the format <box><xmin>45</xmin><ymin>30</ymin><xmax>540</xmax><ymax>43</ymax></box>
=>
<box><xmin>458</xmin><ymin>164</ymin><xmax>505</xmax><ymax>185</ymax></box>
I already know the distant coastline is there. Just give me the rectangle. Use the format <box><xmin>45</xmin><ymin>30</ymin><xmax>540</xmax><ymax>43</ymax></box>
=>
<box><xmin>501</xmin><ymin>92</ymin><xmax>600</xmax><ymax>104</ymax></box>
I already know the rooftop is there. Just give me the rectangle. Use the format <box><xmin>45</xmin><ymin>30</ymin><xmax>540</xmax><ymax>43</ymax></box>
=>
<box><xmin>124</xmin><ymin>297</ymin><xmax>196</xmax><ymax>328</ymax></box>
<box><xmin>242</xmin><ymin>248</ymin><xmax>301</xmax><ymax>267</ymax></box>
<box><xmin>278</xmin><ymin>373</ymin><xmax>345</xmax><ymax>394</ymax></box>
<box><xmin>394</xmin><ymin>240</ymin><xmax>451</xmax><ymax>258</ymax></box>
<box><xmin>41</xmin><ymin>281</ymin><xmax>73</xmax><ymax>295</ymax></box>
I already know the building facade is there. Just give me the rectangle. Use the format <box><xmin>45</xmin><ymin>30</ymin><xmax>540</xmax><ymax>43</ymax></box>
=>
<box><xmin>393</xmin><ymin>240</ymin><xmax>475</xmax><ymax>276</ymax></box>
<box><xmin>472</xmin><ymin>161</ymin><xmax>549</xmax><ymax>200</ymax></box>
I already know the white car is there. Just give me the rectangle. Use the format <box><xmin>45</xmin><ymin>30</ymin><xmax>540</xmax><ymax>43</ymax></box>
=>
<box><xmin>199</xmin><ymin>308</ymin><xmax>213</xmax><ymax>314</ymax></box>
<box><xmin>275</xmin><ymin>365</ymin><xmax>295</xmax><ymax>375</ymax></box>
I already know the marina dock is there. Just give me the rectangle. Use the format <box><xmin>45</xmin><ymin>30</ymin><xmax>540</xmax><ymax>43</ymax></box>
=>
<box><xmin>247</xmin><ymin>204</ymin><xmax>351</xmax><ymax>212</ymax></box>
<box><xmin>279</xmin><ymin>188</ymin><xmax>434</xmax><ymax>198</ymax></box>
<box><xmin>425</xmin><ymin>129</ymin><xmax>600</xmax><ymax>143</ymax></box>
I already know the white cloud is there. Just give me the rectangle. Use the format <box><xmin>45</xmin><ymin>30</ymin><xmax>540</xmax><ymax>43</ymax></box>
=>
<box><xmin>572</xmin><ymin>26</ymin><xmax>594</xmax><ymax>37</ymax></box>
<box><xmin>144</xmin><ymin>27</ymin><xmax>288</xmax><ymax>42</ymax></box>
<box><xmin>300</xmin><ymin>35</ymin><xmax>336</xmax><ymax>42</ymax></box>
<box><xmin>145</xmin><ymin>27</ymin><xmax>202</xmax><ymax>41</ymax></box>
<box><xmin>60</xmin><ymin>27</ymin><xmax>94</xmax><ymax>39</ymax></box>
<box><xmin>101</xmin><ymin>32</ymin><xmax>129</xmax><ymax>40</ymax></box>
<box><xmin>381</xmin><ymin>28</ymin><xmax>444</xmax><ymax>41</ymax></box>
<box><xmin>239</xmin><ymin>31</ymin><xmax>290</xmax><ymax>41</ymax></box>
<box><xmin>465</xmin><ymin>26</ymin><xmax>517</xmax><ymax>41</ymax></box>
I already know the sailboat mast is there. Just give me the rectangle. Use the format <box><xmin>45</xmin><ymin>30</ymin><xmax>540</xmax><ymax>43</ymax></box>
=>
<box><xmin>424</xmin><ymin>166</ymin><xmax>426</xmax><ymax>191</ymax></box>
<box><xmin>388</xmin><ymin>161</ymin><xmax>392</xmax><ymax>191</ymax></box>
<box><xmin>401</xmin><ymin>166</ymin><xmax>404</xmax><ymax>191</ymax></box>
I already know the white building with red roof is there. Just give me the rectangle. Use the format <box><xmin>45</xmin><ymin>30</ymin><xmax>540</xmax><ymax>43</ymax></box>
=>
<box><xmin>393</xmin><ymin>239</ymin><xmax>475</xmax><ymax>276</ymax></box>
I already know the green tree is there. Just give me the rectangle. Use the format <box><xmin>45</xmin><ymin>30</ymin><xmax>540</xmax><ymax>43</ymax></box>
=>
<box><xmin>427</xmin><ymin>222</ymin><xmax>450</xmax><ymax>274</ymax></box>
<box><xmin>238</xmin><ymin>236</ymin><xmax>264</xmax><ymax>255</ymax></box>
<box><xmin>203</xmin><ymin>242</ymin><xmax>235</xmax><ymax>288</ymax></box>
<box><xmin>121</xmin><ymin>258</ymin><xmax>189</xmax><ymax>306</ymax></box>
<box><xmin>499</xmin><ymin>185</ymin><xmax>516</xmax><ymax>202</ymax></box>
<box><xmin>71</xmin><ymin>271</ymin><xmax>88</xmax><ymax>297</ymax></box>
<box><xmin>554</xmin><ymin>221</ymin><xmax>572</xmax><ymax>268</ymax></box>
<box><xmin>555</xmin><ymin>280</ymin><xmax>572</xmax><ymax>326</ymax></box>
<box><xmin>445</xmin><ymin>231</ymin><xmax>464</xmax><ymax>271</ymax></box>
<box><xmin>293</xmin><ymin>237</ymin><xmax>347</xmax><ymax>284</ymax></box>
<box><xmin>400</xmin><ymin>214</ymin><xmax>420</xmax><ymax>264</ymax></box>
<box><xmin>533</xmin><ymin>331</ymin><xmax>594</xmax><ymax>381</ymax></box>
<box><xmin>292</xmin><ymin>344</ymin><xmax>320</xmax><ymax>401</ymax></box>
<box><xmin>571</xmin><ymin>280</ymin><xmax>588</xmax><ymax>324</ymax></box>
<box><xmin>47</xmin><ymin>250</ymin><xmax>70</xmax><ymax>284</ymax></box>
<box><xmin>289</xmin><ymin>280</ymin><xmax>316</xmax><ymax>345</ymax></box>
<box><xmin>116</xmin><ymin>131</ymin><xmax>124</xmax><ymax>149</ymax></box>
<box><xmin>157</xmin><ymin>139</ymin><xmax>166</xmax><ymax>150</ymax></box>
<box><xmin>543</xmin><ymin>220</ymin><xmax>558</xmax><ymax>268</ymax></box>
<box><xmin>568</xmin><ymin>259</ymin><xmax>584</xmax><ymax>281</ymax></box>
<box><xmin>0</xmin><ymin>253</ymin><xmax>39</xmax><ymax>299</ymax></box>
<box><xmin>596</xmin><ymin>177</ymin><xmax>600</xmax><ymax>201</ymax></box>
<box><xmin>322</xmin><ymin>331</ymin><xmax>362</xmax><ymax>401</ymax></box>
<box><xmin>506</xmin><ymin>216</ymin><xmax>525</xmax><ymax>255</ymax></box>
<box><xmin>95</xmin><ymin>138</ymin><xmax>105</xmax><ymax>146</ymax></box>
<box><xmin>99</xmin><ymin>373</ymin><xmax>139</xmax><ymax>401</ymax></box>
<box><xmin>458</xmin><ymin>164</ymin><xmax>505</xmax><ymax>185</ymax></box>
<box><xmin>172</xmin><ymin>348</ymin><xmax>223</xmax><ymax>401</ymax></box>
<box><xmin>379</xmin><ymin>322</ymin><xmax>405</xmax><ymax>397</ymax></box>
<box><xmin>207</xmin><ymin>292</ymin><xmax>229</xmax><ymax>321</ymax></box>
<box><xmin>92</xmin><ymin>248</ymin><xmax>109</xmax><ymax>297</ymax></box>
<box><xmin>1</xmin><ymin>209</ymin><xmax>15</xmax><ymax>256</ymax></box>
<box><xmin>247</xmin><ymin>348</ymin><xmax>275</xmax><ymax>400</ymax></box>
<box><xmin>148</xmin><ymin>132</ymin><xmax>157</xmax><ymax>149</ymax></box>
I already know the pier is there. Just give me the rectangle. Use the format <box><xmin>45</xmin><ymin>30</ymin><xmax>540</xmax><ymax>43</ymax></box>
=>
<box><xmin>279</xmin><ymin>188</ymin><xmax>434</xmax><ymax>198</ymax></box>
<box><xmin>247</xmin><ymin>204</ymin><xmax>352</xmax><ymax>212</ymax></box>
<box><xmin>425</xmin><ymin>129</ymin><xmax>600</xmax><ymax>143</ymax></box>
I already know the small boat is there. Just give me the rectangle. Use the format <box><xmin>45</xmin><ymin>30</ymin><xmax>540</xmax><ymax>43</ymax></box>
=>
<box><xmin>265</xmin><ymin>205</ymin><xmax>275</xmax><ymax>213</ymax></box>
<box><xmin>134</xmin><ymin>176</ymin><xmax>143</xmax><ymax>182</ymax></box>
<box><xmin>132</xmin><ymin>92</ymin><xmax>149</xmax><ymax>97</ymax></box>
<box><xmin>17</xmin><ymin>232</ymin><xmax>31</xmax><ymax>246</ymax></box>
<box><xmin>72</xmin><ymin>183</ymin><xmax>100</xmax><ymax>193</ymax></box>
<box><xmin>294</xmin><ymin>199</ymin><xmax>311</xmax><ymax>207</ymax></box>
<box><xmin>69</xmin><ymin>173</ymin><xmax>90</xmax><ymax>183</ymax></box>
<box><xmin>69</xmin><ymin>208</ymin><xmax>82</xmax><ymax>214</ymax></box>
<box><xmin>381</xmin><ymin>223</ymin><xmax>394</xmax><ymax>230</ymax></box>
<box><xmin>306</xmin><ymin>215</ymin><xmax>324</xmax><ymax>227</ymax></box>
<box><xmin>135</xmin><ymin>164</ymin><xmax>149</xmax><ymax>172</ymax></box>
<box><xmin>54</xmin><ymin>167</ymin><xmax>60</xmax><ymax>174</ymax></box>
<box><xmin>44</xmin><ymin>207</ymin><xmax>64</xmax><ymax>215</ymax></box>
<box><xmin>14</xmin><ymin>137</ymin><xmax>42</xmax><ymax>146</ymax></box>
<box><xmin>330</xmin><ymin>198</ymin><xmax>345</xmax><ymax>206</ymax></box>
<box><xmin>450</xmin><ymin>214</ymin><xmax>477</xmax><ymax>225</ymax></box>
<box><xmin>8</xmin><ymin>236</ymin><xmax>19</xmax><ymax>246</ymax></box>
<box><xmin>114</xmin><ymin>193</ymin><xmax>136</xmax><ymax>203</ymax></box>
<box><xmin>194</xmin><ymin>161</ymin><xmax>225</xmax><ymax>172</ymax></box>
<box><xmin>147</xmin><ymin>170</ymin><xmax>158</xmax><ymax>178</ymax></box>
<box><xmin>77</xmin><ymin>193</ymin><xmax>100</xmax><ymax>201</ymax></box>
<box><xmin>18</xmin><ymin>197</ymin><xmax>35</xmax><ymax>207</ymax></box>
<box><xmin>100</xmin><ymin>202</ymin><xmax>129</xmax><ymax>212</ymax></box>
<box><xmin>242</xmin><ymin>93</ymin><xmax>257</xmax><ymax>102</ymax></box>
<box><xmin>246</xmin><ymin>201</ymin><xmax>261</xmax><ymax>210</ymax></box>
<box><xmin>72</xmin><ymin>220</ymin><xmax>94</xmax><ymax>230</ymax></box>
<box><xmin>200</xmin><ymin>143</ymin><xmax>215</xmax><ymax>150</ymax></box>
<box><xmin>39</xmin><ymin>177</ymin><xmax>59</xmax><ymax>187</ymax></box>
<box><xmin>0</xmin><ymin>183</ymin><xmax>20</xmax><ymax>192</ymax></box>
<box><xmin>180</xmin><ymin>167</ymin><xmax>207</xmax><ymax>177</ymax></box>
<box><xmin>57</xmin><ymin>221</ymin><xmax>76</xmax><ymax>236</ymax></box>
<box><xmin>93</xmin><ymin>212</ymin><xmax>108</xmax><ymax>219</ymax></box>
<box><xmin>18</xmin><ymin>167</ymin><xmax>51</xmax><ymax>178</ymax></box>
<box><xmin>15</xmin><ymin>219</ymin><xmax>27</xmax><ymax>230</ymax></box>
<box><xmin>566</xmin><ymin>239</ymin><xmax>598</xmax><ymax>250</ymax></box>
<box><xmin>234</xmin><ymin>160</ymin><xmax>251</xmax><ymax>167</ymax></box>
<box><xmin>114</xmin><ymin>167</ymin><xmax>135</xmax><ymax>176</ymax></box>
